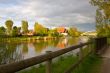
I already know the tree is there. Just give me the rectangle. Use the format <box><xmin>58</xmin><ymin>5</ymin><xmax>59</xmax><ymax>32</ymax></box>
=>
<box><xmin>0</xmin><ymin>26</ymin><xmax>6</xmax><ymax>36</ymax></box>
<box><xmin>34</xmin><ymin>22</ymin><xmax>42</xmax><ymax>34</ymax></box>
<box><xmin>48</xmin><ymin>29</ymin><xmax>59</xmax><ymax>37</ymax></box>
<box><xmin>90</xmin><ymin>0</ymin><xmax>110</xmax><ymax>37</ymax></box>
<box><xmin>22</xmin><ymin>20</ymin><xmax>28</xmax><ymax>33</ymax></box>
<box><xmin>12</xmin><ymin>26</ymin><xmax>19</xmax><ymax>37</ymax></box>
<box><xmin>5</xmin><ymin>20</ymin><xmax>13</xmax><ymax>35</ymax></box>
<box><xmin>17</xmin><ymin>27</ymin><xmax>21</xmax><ymax>35</ymax></box>
<box><xmin>97</xmin><ymin>24</ymin><xmax>110</xmax><ymax>37</ymax></box>
<box><xmin>68</xmin><ymin>27</ymin><xmax>80</xmax><ymax>37</ymax></box>
<box><xmin>34</xmin><ymin>22</ymin><xmax>48</xmax><ymax>36</ymax></box>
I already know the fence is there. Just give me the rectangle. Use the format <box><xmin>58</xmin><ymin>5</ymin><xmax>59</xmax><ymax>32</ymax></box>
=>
<box><xmin>95</xmin><ymin>37</ymin><xmax>108</xmax><ymax>54</ymax></box>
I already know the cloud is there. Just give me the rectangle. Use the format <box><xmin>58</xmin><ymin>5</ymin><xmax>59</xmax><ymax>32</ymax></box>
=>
<box><xmin>0</xmin><ymin>0</ymin><xmax>96</xmax><ymax>31</ymax></box>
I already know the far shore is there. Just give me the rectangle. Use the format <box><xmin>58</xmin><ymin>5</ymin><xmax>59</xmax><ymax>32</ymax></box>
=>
<box><xmin>0</xmin><ymin>36</ymin><xmax>68</xmax><ymax>42</ymax></box>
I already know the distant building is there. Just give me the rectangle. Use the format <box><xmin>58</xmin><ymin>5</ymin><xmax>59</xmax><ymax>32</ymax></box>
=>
<box><xmin>27</xmin><ymin>30</ymin><xmax>35</xmax><ymax>36</ymax></box>
<box><xmin>56</xmin><ymin>27</ymin><xmax>68</xmax><ymax>36</ymax></box>
<box><xmin>22</xmin><ymin>30</ymin><xmax>35</xmax><ymax>36</ymax></box>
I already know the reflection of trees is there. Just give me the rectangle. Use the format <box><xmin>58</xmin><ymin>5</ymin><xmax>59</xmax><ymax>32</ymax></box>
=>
<box><xmin>33</xmin><ymin>41</ymin><xmax>47</xmax><ymax>53</ymax></box>
<box><xmin>47</xmin><ymin>39</ymin><xmax>59</xmax><ymax>47</ymax></box>
<box><xmin>68</xmin><ymin>37</ymin><xmax>79</xmax><ymax>45</ymax></box>
<box><xmin>0</xmin><ymin>43</ymin><xmax>23</xmax><ymax>64</ymax></box>
<box><xmin>33</xmin><ymin>39</ymin><xmax>59</xmax><ymax>53</ymax></box>
<box><xmin>33</xmin><ymin>38</ymin><xmax>78</xmax><ymax>52</ymax></box>
<box><xmin>22</xmin><ymin>43</ymin><xmax>28</xmax><ymax>54</ymax></box>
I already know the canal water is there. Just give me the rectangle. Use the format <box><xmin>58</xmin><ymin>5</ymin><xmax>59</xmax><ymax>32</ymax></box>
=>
<box><xmin>0</xmin><ymin>37</ymin><xmax>88</xmax><ymax>65</ymax></box>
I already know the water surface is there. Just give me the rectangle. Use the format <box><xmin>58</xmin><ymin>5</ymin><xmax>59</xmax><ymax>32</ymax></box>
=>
<box><xmin>0</xmin><ymin>37</ymin><xmax>82</xmax><ymax>65</ymax></box>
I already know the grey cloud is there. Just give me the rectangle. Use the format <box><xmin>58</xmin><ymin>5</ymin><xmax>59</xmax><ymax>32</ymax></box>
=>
<box><xmin>0</xmin><ymin>0</ymin><xmax>96</xmax><ymax>31</ymax></box>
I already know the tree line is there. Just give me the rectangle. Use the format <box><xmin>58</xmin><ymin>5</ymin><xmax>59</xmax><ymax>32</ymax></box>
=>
<box><xmin>0</xmin><ymin>20</ymin><xmax>81</xmax><ymax>37</ymax></box>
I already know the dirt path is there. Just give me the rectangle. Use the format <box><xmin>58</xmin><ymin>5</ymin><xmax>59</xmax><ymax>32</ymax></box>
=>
<box><xmin>99</xmin><ymin>46</ymin><xmax>110</xmax><ymax>73</ymax></box>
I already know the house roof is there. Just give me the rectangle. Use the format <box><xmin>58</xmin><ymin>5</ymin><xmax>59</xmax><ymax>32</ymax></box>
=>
<box><xmin>57</xmin><ymin>27</ymin><xmax>67</xmax><ymax>33</ymax></box>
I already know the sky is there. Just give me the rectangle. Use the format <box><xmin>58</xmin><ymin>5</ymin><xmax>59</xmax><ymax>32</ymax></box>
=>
<box><xmin>0</xmin><ymin>0</ymin><xmax>96</xmax><ymax>31</ymax></box>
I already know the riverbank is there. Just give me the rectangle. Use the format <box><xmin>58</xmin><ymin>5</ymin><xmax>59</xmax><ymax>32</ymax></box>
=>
<box><xmin>73</xmin><ymin>54</ymin><xmax>102</xmax><ymax>73</ymax></box>
<box><xmin>0</xmin><ymin>36</ymin><xmax>64</xmax><ymax>42</ymax></box>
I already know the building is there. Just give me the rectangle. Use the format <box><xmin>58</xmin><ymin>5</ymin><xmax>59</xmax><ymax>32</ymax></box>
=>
<box><xmin>56</xmin><ymin>27</ymin><xmax>68</xmax><ymax>36</ymax></box>
<box><xmin>27</xmin><ymin>30</ymin><xmax>35</xmax><ymax>36</ymax></box>
<box><xmin>22</xmin><ymin>30</ymin><xmax>35</xmax><ymax>36</ymax></box>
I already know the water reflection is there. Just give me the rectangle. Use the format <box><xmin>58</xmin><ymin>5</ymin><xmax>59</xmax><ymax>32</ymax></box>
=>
<box><xmin>0</xmin><ymin>43</ymin><xmax>23</xmax><ymax>64</ymax></box>
<box><xmin>0</xmin><ymin>37</ymin><xmax>80</xmax><ymax>65</ymax></box>
<box><xmin>57</xmin><ymin>38</ymin><xmax>67</xmax><ymax>49</ymax></box>
<box><xmin>22</xmin><ymin>44</ymin><xmax>28</xmax><ymax>54</ymax></box>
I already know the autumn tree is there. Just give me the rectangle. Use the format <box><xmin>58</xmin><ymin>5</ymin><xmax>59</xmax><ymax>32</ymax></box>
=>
<box><xmin>68</xmin><ymin>27</ymin><xmax>80</xmax><ymax>37</ymax></box>
<box><xmin>22</xmin><ymin>20</ymin><xmax>28</xmax><ymax>33</ymax></box>
<box><xmin>97</xmin><ymin>25</ymin><xmax>110</xmax><ymax>37</ymax></box>
<box><xmin>34</xmin><ymin>22</ymin><xmax>42</xmax><ymax>34</ymax></box>
<box><xmin>48</xmin><ymin>28</ymin><xmax>59</xmax><ymax>37</ymax></box>
<box><xmin>5</xmin><ymin>20</ymin><xmax>13</xmax><ymax>35</ymax></box>
<box><xmin>34</xmin><ymin>22</ymin><xmax>48</xmax><ymax>36</ymax></box>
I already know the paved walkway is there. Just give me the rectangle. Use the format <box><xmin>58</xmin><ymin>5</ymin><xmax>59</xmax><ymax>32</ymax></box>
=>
<box><xmin>99</xmin><ymin>46</ymin><xmax>110</xmax><ymax>73</ymax></box>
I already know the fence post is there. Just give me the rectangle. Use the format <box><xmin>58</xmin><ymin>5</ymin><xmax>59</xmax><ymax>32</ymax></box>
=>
<box><xmin>79</xmin><ymin>46</ymin><xmax>83</xmax><ymax>60</ymax></box>
<box><xmin>95</xmin><ymin>37</ymin><xmax>107</xmax><ymax>54</ymax></box>
<box><xmin>46</xmin><ymin>51</ymin><xmax>52</xmax><ymax>73</ymax></box>
<box><xmin>88</xmin><ymin>43</ymin><xmax>92</xmax><ymax>53</ymax></box>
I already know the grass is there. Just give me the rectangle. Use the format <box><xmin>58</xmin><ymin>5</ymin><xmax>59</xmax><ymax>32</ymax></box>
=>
<box><xmin>52</xmin><ymin>55</ymin><xmax>78</xmax><ymax>73</ymax></box>
<box><xmin>18</xmin><ymin>55</ymin><xmax>78</xmax><ymax>73</ymax></box>
<box><xmin>73</xmin><ymin>54</ymin><xmax>102</xmax><ymax>73</ymax></box>
<box><xmin>18</xmin><ymin>54</ymin><xmax>102</xmax><ymax>73</ymax></box>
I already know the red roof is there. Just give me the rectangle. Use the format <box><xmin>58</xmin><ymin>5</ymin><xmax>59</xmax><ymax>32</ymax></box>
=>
<box><xmin>57</xmin><ymin>27</ymin><xmax>67</xmax><ymax>33</ymax></box>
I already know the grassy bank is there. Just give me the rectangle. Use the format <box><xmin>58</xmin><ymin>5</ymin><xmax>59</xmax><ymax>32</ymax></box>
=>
<box><xmin>0</xmin><ymin>36</ymin><xmax>61</xmax><ymax>42</ymax></box>
<box><xmin>73</xmin><ymin>54</ymin><xmax>102</xmax><ymax>73</ymax></box>
<box><xmin>18</xmin><ymin>54</ymin><xmax>102</xmax><ymax>73</ymax></box>
<box><xmin>18</xmin><ymin>55</ymin><xmax>78</xmax><ymax>73</ymax></box>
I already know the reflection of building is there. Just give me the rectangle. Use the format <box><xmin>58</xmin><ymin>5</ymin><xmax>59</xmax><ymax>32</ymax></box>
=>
<box><xmin>56</xmin><ymin>27</ymin><xmax>68</xmax><ymax>36</ymax></box>
<box><xmin>57</xmin><ymin>43</ymin><xmax>66</xmax><ymax>49</ymax></box>
<box><xmin>57</xmin><ymin>38</ymin><xmax>68</xmax><ymax>49</ymax></box>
